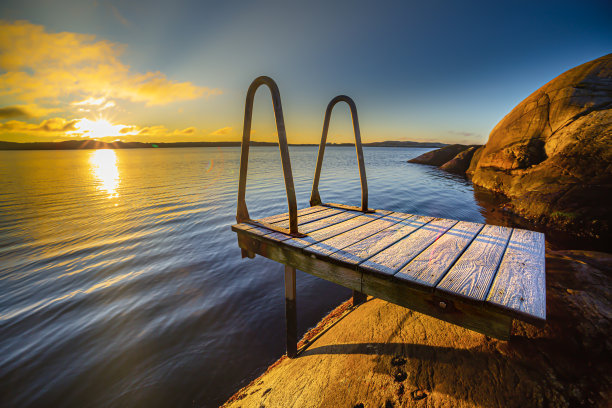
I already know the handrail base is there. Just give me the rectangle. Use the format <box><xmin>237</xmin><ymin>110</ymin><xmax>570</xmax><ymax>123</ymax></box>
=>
<box><xmin>244</xmin><ymin>220</ymin><xmax>308</xmax><ymax>238</ymax></box>
<box><xmin>322</xmin><ymin>202</ymin><xmax>375</xmax><ymax>213</ymax></box>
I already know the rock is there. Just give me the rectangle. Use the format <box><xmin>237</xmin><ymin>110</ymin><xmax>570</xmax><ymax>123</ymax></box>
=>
<box><xmin>393</xmin><ymin>370</ymin><xmax>407</xmax><ymax>382</ymax></box>
<box><xmin>410</xmin><ymin>389</ymin><xmax>428</xmax><ymax>401</ymax></box>
<box><xmin>465</xmin><ymin>145</ymin><xmax>484</xmax><ymax>178</ymax></box>
<box><xmin>390</xmin><ymin>356</ymin><xmax>406</xmax><ymax>366</ymax></box>
<box><xmin>440</xmin><ymin>145</ymin><xmax>479</xmax><ymax>174</ymax></box>
<box><xmin>469</xmin><ymin>53</ymin><xmax>612</xmax><ymax>239</ymax></box>
<box><xmin>408</xmin><ymin>144</ymin><xmax>474</xmax><ymax>166</ymax></box>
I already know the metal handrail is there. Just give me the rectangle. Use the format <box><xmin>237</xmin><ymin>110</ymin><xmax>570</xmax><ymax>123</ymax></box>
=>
<box><xmin>310</xmin><ymin>95</ymin><xmax>370</xmax><ymax>212</ymax></box>
<box><xmin>236</xmin><ymin>76</ymin><xmax>303</xmax><ymax>237</ymax></box>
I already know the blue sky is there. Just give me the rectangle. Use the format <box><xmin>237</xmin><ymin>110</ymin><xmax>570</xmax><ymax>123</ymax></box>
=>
<box><xmin>0</xmin><ymin>0</ymin><xmax>610</xmax><ymax>143</ymax></box>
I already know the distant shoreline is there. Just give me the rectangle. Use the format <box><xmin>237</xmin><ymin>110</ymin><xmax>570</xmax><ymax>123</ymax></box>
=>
<box><xmin>0</xmin><ymin>140</ymin><xmax>446</xmax><ymax>151</ymax></box>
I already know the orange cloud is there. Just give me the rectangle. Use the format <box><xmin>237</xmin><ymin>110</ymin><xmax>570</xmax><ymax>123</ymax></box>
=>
<box><xmin>0</xmin><ymin>104</ymin><xmax>59</xmax><ymax>118</ymax></box>
<box><xmin>0</xmin><ymin>117</ymin><xmax>78</xmax><ymax>135</ymax></box>
<box><xmin>0</xmin><ymin>115</ymin><xmax>205</xmax><ymax>143</ymax></box>
<box><xmin>210</xmin><ymin>126</ymin><xmax>233</xmax><ymax>136</ymax></box>
<box><xmin>136</xmin><ymin>125</ymin><xmax>198</xmax><ymax>137</ymax></box>
<box><xmin>0</xmin><ymin>20</ymin><xmax>221</xmax><ymax>106</ymax></box>
<box><xmin>0</xmin><ymin>106</ymin><xmax>28</xmax><ymax>119</ymax></box>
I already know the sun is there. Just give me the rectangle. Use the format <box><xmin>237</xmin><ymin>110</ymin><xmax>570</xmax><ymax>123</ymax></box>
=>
<box><xmin>73</xmin><ymin>118</ymin><xmax>127</xmax><ymax>139</ymax></box>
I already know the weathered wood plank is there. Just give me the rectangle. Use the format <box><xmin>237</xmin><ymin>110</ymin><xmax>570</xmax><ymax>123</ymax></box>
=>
<box><xmin>486</xmin><ymin>229</ymin><xmax>546</xmax><ymax>323</ymax></box>
<box><xmin>236</xmin><ymin>232</ymin><xmax>362</xmax><ymax>291</ymax></box>
<box><xmin>271</xmin><ymin>207</ymin><xmax>343</xmax><ymax>229</ymax></box>
<box><xmin>329</xmin><ymin>214</ymin><xmax>433</xmax><ymax>265</ymax></box>
<box><xmin>359</xmin><ymin>218</ymin><xmax>458</xmax><ymax>276</ymax></box>
<box><xmin>256</xmin><ymin>205</ymin><xmax>328</xmax><ymax>224</ymax></box>
<box><xmin>231</xmin><ymin>209</ymin><xmax>360</xmax><ymax>243</ymax></box>
<box><xmin>284</xmin><ymin>210</ymin><xmax>392</xmax><ymax>249</ymax></box>
<box><xmin>395</xmin><ymin>221</ymin><xmax>484</xmax><ymax>288</ymax></box>
<box><xmin>303</xmin><ymin>212</ymin><xmax>410</xmax><ymax>258</ymax></box>
<box><xmin>436</xmin><ymin>225</ymin><xmax>512</xmax><ymax>302</ymax></box>
<box><xmin>235</xmin><ymin>206</ymin><xmax>329</xmax><ymax>233</ymax></box>
<box><xmin>361</xmin><ymin>272</ymin><xmax>512</xmax><ymax>340</ymax></box>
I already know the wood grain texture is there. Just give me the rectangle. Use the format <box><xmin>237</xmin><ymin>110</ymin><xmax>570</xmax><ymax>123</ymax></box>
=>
<box><xmin>329</xmin><ymin>214</ymin><xmax>433</xmax><ymax>265</ymax></box>
<box><xmin>359</xmin><ymin>218</ymin><xmax>458</xmax><ymax>276</ymax></box>
<box><xmin>486</xmin><ymin>228</ymin><xmax>546</xmax><ymax>323</ymax></box>
<box><xmin>396</xmin><ymin>221</ymin><xmax>484</xmax><ymax>288</ymax></box>
<box><xmin>283</xmin><ymin>210</ymin><xmax>391</xmax><ymax>249</ymax></box>
<box><xmin>303</xmin><ymin>212</ymin><xmax>410</xmax><ymax>258</ymax></box>
<box><xmin>436</xmin><ymin>225</ymin><xmax>512</xmax><ymax>302</ymax></box>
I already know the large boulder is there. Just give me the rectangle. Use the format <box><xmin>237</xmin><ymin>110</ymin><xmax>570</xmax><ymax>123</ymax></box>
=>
<box><xmin>408</xmin><ymin>144</ymin><xmax>475</xmax><ymax>166</ymax></box>
<box><xmin>470</xmin><ymin>54</ymin><xmax>612</xmax><ymax>238</ymax></box>
<box><xmin>440</xmin><ymin>146</ymin><xmax>479</xmax><ymax>174</ymax></box>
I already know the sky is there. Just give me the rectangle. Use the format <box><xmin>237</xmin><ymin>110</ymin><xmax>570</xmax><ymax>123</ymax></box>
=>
<box><xmin>0</xmin><ymin>0</ymin><xmax>610</xmax><ymax>144</ymax></box>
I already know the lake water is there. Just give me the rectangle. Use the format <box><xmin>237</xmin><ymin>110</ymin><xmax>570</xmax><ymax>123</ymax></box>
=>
<box><xmin>0</xmin><ymin>146</ymin><xmax>537</xmax><ymax>407</ymax></box>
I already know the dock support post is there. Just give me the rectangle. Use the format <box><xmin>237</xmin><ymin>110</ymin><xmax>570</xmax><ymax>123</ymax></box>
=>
<box><xmin>352</xmin><ymin>290</ymin><xmax>367</xmax><ymax>306</ymax></box>
<box><xmin>284</xmin><ymin>265</ymin><xmax>297</xmax><ymax>358</ymax></box>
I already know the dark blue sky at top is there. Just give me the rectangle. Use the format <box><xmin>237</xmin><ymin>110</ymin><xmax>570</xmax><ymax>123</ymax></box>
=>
<box><xmin>1</xmin><ymin>0</ymin><xmax>611</xmax><ymax>143</ymax></box>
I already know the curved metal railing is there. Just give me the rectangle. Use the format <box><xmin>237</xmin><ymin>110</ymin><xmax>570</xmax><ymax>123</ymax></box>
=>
<box><xmin>236</xmin><ymin>76</ymin><xmax>303</xmax><ymax>237</ymax></box>
<box><xmin>310</xmin><ymin>95</ymin><xmax>370</xmax><ymax>212</ymax></box>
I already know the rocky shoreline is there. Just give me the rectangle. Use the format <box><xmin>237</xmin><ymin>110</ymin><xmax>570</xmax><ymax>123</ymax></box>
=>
<box><xmin>223</xmin><ymin>248</ymin><xmax>611</xmax><ymax>407</ymax></box>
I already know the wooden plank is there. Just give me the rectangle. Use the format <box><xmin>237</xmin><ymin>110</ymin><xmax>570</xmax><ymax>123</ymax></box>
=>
<box><xmin>436</xmin><ymin>225</ymin><xmax>512</xmax><ymax>303</ymax></box>
<box><xmin>323</xmin><ymin>202</ymin><xmax>372</xmax><ymax>212</ymax></box>
<box><xmin>271</xmin><ymin>207</ymin><xmax>343</xmax><ymax>229</ymax></box>
<box><xmin>359</xmin><ymin>217</ymin><xmax>458</xmax><ymax>276</ymax></box>
<box><xmin>395</xmin><ymin>221</ymin><xmax>484</xmax><ymax>288</ymax></box>
<box><xmin>253</xmin><ymin>205</ymin><xmax>328</xmax><ymax>225</ymax></box>
<box><xmin>361</xmin><ymin>272</ymin><xmax>512</xmax><ymax>340</ymax></box>
<box><xmin>284</xmin><ymin>210</ymin><xmax>392</xmax><ymax>249</ymax></box>
<box><xmin>240</xmin><ymin>206</ymin><xmax>341</xmax><ymax>235</ymax></box>
<box><xmin>231</xmin><ymin>209</ymin><xmax>360</xmax><ymax>243</ymax></box>
<box><xmin>236</xmin><ymin>232</ymin><xmax>362</xmax><ymax>291</ymax></box>
<box><xmin>303</xmin><ymin>212</ymin><xmax>410</xmax><ymax>258</ymax></box>
<box><xmin>486</xmin><ymin>228</ymin><xmax>546</xmax><ymax>323</ymax></box>
<box><xmin>329</xmin><ymin>214</ymin><xmax>433</xmax><ymax>265</ymax></box>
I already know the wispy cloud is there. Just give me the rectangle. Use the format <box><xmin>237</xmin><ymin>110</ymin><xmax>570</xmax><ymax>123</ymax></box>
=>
<box><xmin>0</xmin><ymin>114</ymin><xmax>204</xmax><ymax>142</ymax></box>
<box><xmin>0</xmin><ymin>117</ymin><xmax>78</xmax><ymax>134</ymax></box>
<box><xmin>0</xmin><ymin>106</ymin><xmax>28</xmax><ymax>119</ymax></box>
<box><xmin>447</xmin><ymin>130</ymin><xmax>479</xmax><ymax>138</ymax></box>
<box><xmin>72</xmin><ymin>97</ymin><xmax>108</xmax><ymax>106</ymax></box>
<box><xmin>0</xmin><ymin>104</ymin><xmax>59</xmax><ymax>118</ymax></box>
<box><xmin>209</xmin><ymin>126</ymin><xmax>233</xmax><ymax>136</ymax></box>
<box><xmin>110</xmin><ymin>4</ymin><xmax>130</xmax><ymax>27</ymax></box>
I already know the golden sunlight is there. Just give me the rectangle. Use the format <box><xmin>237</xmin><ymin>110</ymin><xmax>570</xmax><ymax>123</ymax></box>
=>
<box><xmin>74</xmin><ymin>118</ymin><xmax>128</xmax><ymax>139</ymax></box>
<box><xmin>89</xmin><ymin>149</ymin><xmax>120</xmax><ymax>198</ymax></box>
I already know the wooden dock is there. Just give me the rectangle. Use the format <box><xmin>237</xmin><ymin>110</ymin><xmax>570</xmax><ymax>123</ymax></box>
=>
<box><xmin>232</xmin><ymin>76</ymin><xmax>546</xmax><ymax>357</ymax></box>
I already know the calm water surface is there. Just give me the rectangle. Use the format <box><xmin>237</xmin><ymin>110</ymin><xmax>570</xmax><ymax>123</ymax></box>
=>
<box><xmin>1</xmin><ymin>146</ymin><xmax>497</xmax><ymax>407</ymax></box>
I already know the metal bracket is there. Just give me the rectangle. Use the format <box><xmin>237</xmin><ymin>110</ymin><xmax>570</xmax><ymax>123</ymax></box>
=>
<box><xmin>236</xmin><ymin>76</ymin><xmax>301</xmax><ymax>236</ymax></box>
<box><xmin>310</xmin><ymin>95</ymin><xmax>370</xmax><ymax>212</ymax></box>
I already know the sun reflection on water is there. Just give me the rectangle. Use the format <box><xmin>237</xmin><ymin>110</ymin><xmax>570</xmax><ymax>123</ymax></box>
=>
<box><xmin>90</xmin><ymin>149</ymin><xmax>120</xmax><ymax>198</ymax></box>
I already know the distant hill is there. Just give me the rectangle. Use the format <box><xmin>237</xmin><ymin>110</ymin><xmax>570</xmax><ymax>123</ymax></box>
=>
<box><xmin>0</xmin><ymin>140</ymin><xmax>446</xmax><ymax>150</ymax></box>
